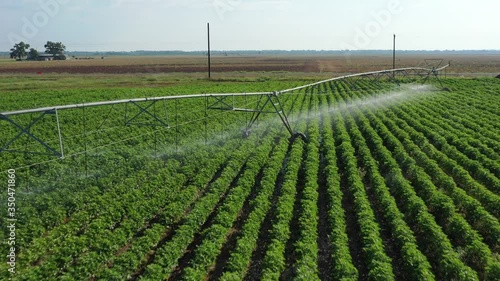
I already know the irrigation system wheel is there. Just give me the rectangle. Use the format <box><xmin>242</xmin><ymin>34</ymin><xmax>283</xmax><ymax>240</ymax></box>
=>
<box><xmin>291</xmin><ymin>131</ymin><xmax>307</xmax><ymax>142</ymax></box>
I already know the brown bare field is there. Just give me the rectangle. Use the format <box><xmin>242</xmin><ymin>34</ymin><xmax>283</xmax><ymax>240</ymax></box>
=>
<box><xmin>0</xmin><ymin>54</ymin><xmax>498</xmax><ymax>76</ymax></box>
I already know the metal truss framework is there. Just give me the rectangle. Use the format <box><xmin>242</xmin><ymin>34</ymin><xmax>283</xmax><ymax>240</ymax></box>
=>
<box><xmin>0</xmin><ymin>109</ymin><xmax>65</xmax><ymax>157</ymax></box>
<box><xmin>124</xmin><ymin>100</ymin><xmax>170</xmax><ymax>127</ymax></box>
<box><xmin>0</xmin><ymin>65</ymin><xmax>449</xmax><ymax>158</ymax></box>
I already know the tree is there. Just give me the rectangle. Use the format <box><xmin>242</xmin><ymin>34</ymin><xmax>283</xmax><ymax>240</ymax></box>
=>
<box><xmin>44</xmin><ymin>41</ymin><xmax>66</xmax><ymax>57</ymax></box>
<box><xmin>10</xmin><ymin>42</ymin><xmax>30</xmax><ymax>60</ymax></box>
<box><xmin>27</xmin><ymin>48</ymin><xmax>39</xmax><ymax>60</ymax></box>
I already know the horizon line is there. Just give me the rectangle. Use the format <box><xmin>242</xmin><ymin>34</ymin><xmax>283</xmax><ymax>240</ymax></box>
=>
<box><xmin>2</xmin><ymin>49</ymin><xmax>500</xmax><ymax>54</ymax></box>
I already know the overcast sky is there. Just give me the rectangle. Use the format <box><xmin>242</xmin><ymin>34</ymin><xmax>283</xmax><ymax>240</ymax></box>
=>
<box><xmin>1</xmin><ymin>0</ymin><xmax>498</xmax><ymax>52</ymax></box>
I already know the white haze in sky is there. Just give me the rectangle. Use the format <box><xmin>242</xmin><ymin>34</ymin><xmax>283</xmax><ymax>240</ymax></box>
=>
<box><xmin>0</xmin><ymin>0</ymin><xmax>498</xmax><ymax>51</ymax></box>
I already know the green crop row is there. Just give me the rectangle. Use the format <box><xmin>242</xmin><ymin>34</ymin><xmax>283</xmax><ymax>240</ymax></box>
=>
<box><xmin>180</xmin><ymin>133</ymin><xmax>275</xmax><ymax>280</ymax></box>
<box><xmin>383</xmin><ymin>106</ymin><xmax>500</xmax><ymax>250</ymax></box>
<box><xmin>344</xmin><ymin>112</ymin><xmax>435</xmax><ymax>281</ymax></box>
<box><xmin>357</xmin><ymin>107</ymin><xmax>478</xmax><ymax>280</ymax></box>
<box><xmin>137</xmin><ymin>137</ymin><xmax>261</xmax><ymax>280</ymax></box>
<box><xmin>386</xmin><ymin>109</ymin><xmax>500</xmax><ymax>219</ymax></box>
<box><xmin>369</xmin><ymin>108</ymin><xmax>500</xmax><ymax>280</ymax></box>
<box><xmin>319</xmin><ymin>93</ymin><xmax>358</xmax><ymax>281</ymax></box>
<box><xmin>2</xmin><ymin>77</ymin><xmax>500</xmax><ymax>279</ymax></box>
<box><xmin>93</xmin><ymin>147</ymin><xmax>241</xmax><ymax>280</ymax></box>
<box><xmin>219</xmin><ymin>131</ymin><xmax>289</xmax><ymax>280</ymax></box>
<box><xmin>259</xmin><ymin>135</ymin><xmax>305</xmax><ymax>280</ymax></box>
<box><xmin>402</xmin><ymin>102</ymin><xmax>500</xmax><ymax>181</ymax></box>
<box><xmin>333</xmin><ymin>109</ymin><xmax>395</xmax><ymax>281</ymax></box>
<box><xmin>291</xmin><ymin>92</ymin><xmax>321</xmax><ymax>281</ymax></box>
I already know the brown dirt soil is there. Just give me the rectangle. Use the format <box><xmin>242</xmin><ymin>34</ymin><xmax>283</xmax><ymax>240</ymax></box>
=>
<box><xmin>0</xmin><ymin>54</ymin><xmax>499</xmax><ymax>75</ymax></box>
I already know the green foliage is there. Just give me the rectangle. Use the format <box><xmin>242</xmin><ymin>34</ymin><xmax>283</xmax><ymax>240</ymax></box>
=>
<box><xmin>1</xmin><ymin>77</ymin><xmax>500</xmax><ymax>280</ymax></box>
<box><xmin>10</xmin><ymin>41</ymin><xmax>30</xmax><ymax>60</ymax></box>
<box><xmin>44</xmin><ymin>41</ymin><xmax>66</xmax><ymax>56</ymax></box>
<box><xmin>27</xmin><ymin>48</ymin><xmax>39</xmax><ymax>60</ymax></box>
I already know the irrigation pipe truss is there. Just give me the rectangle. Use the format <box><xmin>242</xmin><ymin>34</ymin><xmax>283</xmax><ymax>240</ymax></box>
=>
<box><xmin>0</xmin><ymin>66</ymin><xmax>445</xmax><ymax>116</ymax></box>
<box><xmin>0</xmin><ymin>65</ymin><xmax>449</xmax><ymax>157</ymax></box>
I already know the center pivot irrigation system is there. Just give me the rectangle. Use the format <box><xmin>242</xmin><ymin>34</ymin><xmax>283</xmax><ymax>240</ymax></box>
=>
<box><xmin>0</xmin><ymin>64</ymin><xmax>449</xmax><ymax>158</ymax></box>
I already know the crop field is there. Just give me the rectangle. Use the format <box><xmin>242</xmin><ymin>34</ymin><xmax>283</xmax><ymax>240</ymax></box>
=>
<box><xmin>1</xmin><ymin>53</ymin><xmax>499</xmax><ymax>75</ymax></box>
<box><xmin>1</xmin><ymin>59</ymin><xmax>500</xmax><ymax>280</ymax></box>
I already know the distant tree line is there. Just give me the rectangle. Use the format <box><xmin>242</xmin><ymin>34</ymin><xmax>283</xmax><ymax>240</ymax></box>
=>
<box><xmin>6</xmin><ymin>47</ymin><xmax>500</xmax><ymax>60</ymax></box>
<box><xmin>9</xmin><ymin>41</ymin><xmax>66</xmax><ymax>60</ymax></box>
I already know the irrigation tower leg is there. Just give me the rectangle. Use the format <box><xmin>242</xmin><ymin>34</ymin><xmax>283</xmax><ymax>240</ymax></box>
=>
<box><xmin>422</xmin><ymin>68</ymin><xmax>445</xmax><ymax>89</ymax></box>
<box><xmin>244</xmin><ymin>93</ymin><xmax>305</xmax><ymax>140</ymax></box>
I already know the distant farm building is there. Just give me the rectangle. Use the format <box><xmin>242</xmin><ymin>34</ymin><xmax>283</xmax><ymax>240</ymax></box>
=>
<box><xmin>34</xmin><ymin>54</ymin><xmax>67</xmax><ymax>61</ymax></box>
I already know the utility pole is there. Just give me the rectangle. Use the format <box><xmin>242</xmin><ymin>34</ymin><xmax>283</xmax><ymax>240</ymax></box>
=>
<box><xmin>393</xmin><ymin>34</ymin><xmax>396</xmax><ymax>78</ymax></box>
<box><xmin>207</xmin><ymin>23</ymin><xmax>211</xmax><ymax>79</ymax></box>
<box><xmin>393</xmin><ymin>34</ymin><xmax>396</xmax><ymax>69</ymax></box>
